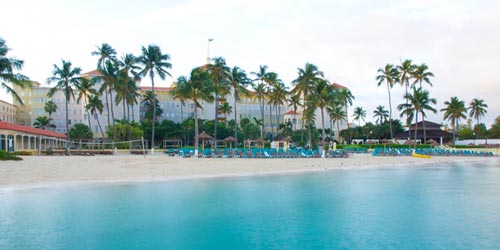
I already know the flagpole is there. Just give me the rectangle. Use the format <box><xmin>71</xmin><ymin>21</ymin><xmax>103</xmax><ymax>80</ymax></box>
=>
<box><xmin>207</xmin><ymin>38</ymin><xmax>213</xmax><ymax>64</ymax></box>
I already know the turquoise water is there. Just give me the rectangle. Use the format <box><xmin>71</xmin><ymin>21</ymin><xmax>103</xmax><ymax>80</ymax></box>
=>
<box><xmin>1</xmin><ymin>161</ymin><xmax>500</xmax><ymax>250</ymax></box>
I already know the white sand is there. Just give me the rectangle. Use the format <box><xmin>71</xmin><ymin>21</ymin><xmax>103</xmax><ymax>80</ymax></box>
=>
<box><xmin>0</xmin><ymin>154</ymin><xmax>496</xmax><ymax>188</ymax></box>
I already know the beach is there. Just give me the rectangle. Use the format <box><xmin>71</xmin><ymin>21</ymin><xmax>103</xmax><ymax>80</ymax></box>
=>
<box><xmin>1</xmin><ymin>154</ymin><xmax>497</xmax><ymax>188</ymax></box>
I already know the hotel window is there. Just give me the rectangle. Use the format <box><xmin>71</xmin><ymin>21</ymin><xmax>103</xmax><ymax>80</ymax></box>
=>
<box><xmin>20</xmin><ymin>92</ymin><xmax>25</xmax><ymax>96</ymax></box>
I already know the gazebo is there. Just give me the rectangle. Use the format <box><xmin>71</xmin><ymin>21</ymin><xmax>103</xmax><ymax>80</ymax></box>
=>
<box><xmin>197</xmin><ymin>131</ymin><xmax>212</xmax><ymax>151</ymax></box>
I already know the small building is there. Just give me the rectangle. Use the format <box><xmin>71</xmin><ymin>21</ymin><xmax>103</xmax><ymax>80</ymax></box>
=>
<box><xmin>0</xmin><ymin>121</ymin><xmax>67</xmax><ymax>152</ymax></box>
<box><xmin>394</xmin><ymin>120</ymin><xmax>454</xmax><ymax>144</ymax></box>
<box><xmin>0</xmin><ymin>100</ymin><xmax>18</xmax><ymax>124</ymax></box>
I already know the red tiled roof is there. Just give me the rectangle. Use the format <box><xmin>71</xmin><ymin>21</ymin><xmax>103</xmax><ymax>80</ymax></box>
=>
<box><xmin>331</xmin><ymin>82</ymin><xmax>346</xmax><ymax>89</ymax></box>
<box><xmin>0</xmin><ymin>121</ymin><xmax>67</xmax><ymax>139</ymax></box>
<box><xmin>284</xmin><ymin>110</ymin><xmax>300</xmax><ymax>115</ymax></box>
<box><xmin>81</xmin><ymin>69</ymin><xmax>101</xmax><ymax>77</ymax></box>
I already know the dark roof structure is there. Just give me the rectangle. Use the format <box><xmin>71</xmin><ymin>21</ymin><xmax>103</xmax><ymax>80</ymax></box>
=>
<box><xmin>395</xmin><ymin>120</ymin><xmax>454</xmax><ymax>142</ymax></box>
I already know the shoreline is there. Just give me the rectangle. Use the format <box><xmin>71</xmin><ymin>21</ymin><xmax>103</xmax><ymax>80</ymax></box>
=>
<box><xmin>0</xmin><ymin>154</ymin><xmax>497</xmax><ymax>191</ymax></box>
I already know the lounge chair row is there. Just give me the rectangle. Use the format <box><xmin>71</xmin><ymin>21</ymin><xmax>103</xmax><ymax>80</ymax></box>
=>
<box><xmin>372</xmin><ymin>147</ymin><xmax>495</xmax><ymax>157</ymax></box>
<box><xmin>173</xmin><ymin>148</ymin><xmax>349</xmax><ymax>159</ymax></box>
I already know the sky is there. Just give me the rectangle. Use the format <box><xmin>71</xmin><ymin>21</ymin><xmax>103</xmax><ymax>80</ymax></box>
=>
<box><xmin>2</xmin><ymin>0</ymin><xmax>500</xmax><ymax>127</ymax></box>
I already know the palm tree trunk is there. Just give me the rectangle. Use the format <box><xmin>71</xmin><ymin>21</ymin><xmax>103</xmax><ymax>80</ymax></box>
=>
<box><xmin>151</xmin><ymin>75</ymin><xmax>156</xmax><ymax>150</ymax></box>
<box><xmin>422</xmin><ymin>112</ymin><xmax>427</xmax><ymax>143</ymax></box>
<box><xmin>405</xmin><ymin>84</ymin><xmax>411</xmax><ymax>139</ymax></box>
<box><xmin>414</xmin><ymin>112</ymin><xmax>418</xmax><ymax>150</ymax></box>
<box><xmin>386</xmin><ymin>82</ymin><xmax>394</xmax><ymax>139</ymax></box>
<box><xmin>109</xmin><ymin>90</ymin><xmax>116</xmax><ymax>143</ymax></box>
<box><xmin>269</xmin><ymin>104</ymin><xmax>273</xmax><ymax>136</ymax></box>
<box><xmin>105</xmin><ymin>90</ymin><xmax>111</xmax><ymax>138</ymax></box>
<box><xmin>96</xmin><ymin>115</ymin><xmax>105</xmax><ymax>139</ymax></box>
<box><xmin>321</xmin><ymin>107</ymin><xmax>326</xmax><ymax>147</ymax></box>
<box><xmin>345</xmin><ymin>104</ymin><xmax>349</xmax><ymax>129</ymax></box>
<box><xmin>194</xmin><ymin>101</ymin><xmax>199</xmax><ymax>158</ymax></box>
<box><xmin>65</xmin><ymin>95</ymin><xmax>70</xmax><ymax>156</ymax></box>
<box><xmin>122</xmin><ymin>100</ymin><xmax>126</xmax><ymax>120</ymax></box>
<box><xmin>260</xmin><ymin>97</ymin><xmax>265</xmax><ymax>139</ymax></box>
<box><xmin>233</xmin><ymin>92</ymin><xmax>238</xmax><ymax>142</ymax></box>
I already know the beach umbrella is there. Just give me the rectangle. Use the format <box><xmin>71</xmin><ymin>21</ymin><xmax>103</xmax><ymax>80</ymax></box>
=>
<box><xmin>255</xmin><ymin>138</ymin><xmax>267</xmax><ymax>148</ymax></box>
<box><xmin>224</xmin><ymin>136</ymin><xmax>237</xmax><ymax>148</ymax></box>
<box><xmin>198</xmin><ymin>131</ymin><xmax>213</xmax><ymax>151</ymax></box>
<box><xmin>404</xmin><ymin>140</ymin><xmax>415</xmax><ymax>146</ymax></box>
<box><xmin>426</xmin><ymin>139</ymin><xmax>439</xmax><ymax>147</ymax></box>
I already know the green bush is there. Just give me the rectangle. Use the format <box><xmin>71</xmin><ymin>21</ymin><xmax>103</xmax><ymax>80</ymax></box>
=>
<box><xmin>0</xmin><ymin>150</ymin><xmax>22</xmax><ymax>161</ymax></box>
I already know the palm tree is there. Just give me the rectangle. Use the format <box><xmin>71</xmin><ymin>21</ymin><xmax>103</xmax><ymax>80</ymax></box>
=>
<box><xmin>228</xmin><ymin>66</ymin><xmax>250</xmax><ymax>140</ymax></box>
<box><xmin>47</xmin><ymin>60</ymin><xmax>82</xmax><ymax>155</ymax></box>
<box><xmin>138</xmin><ymin>44</ymin><xmax>172</xmax><ymax>150</ymax></box>
<box><xmin>33</xmin><ymin>116</ymin><xmax>55</xmax><ymax>130</ymax></box>
<box><xmin>141</xmin><ymin>91</ymin><xmax>162</xmax><ymax>122</ymax></box>
<box><xmin>468</xmin><ymin>98</ymin><xmax>488</xmax><ymax>128</ymax></box>
<box><xmin>287</xmin><ymin>94</ymin><xmax>302</xmax><ymax>131</ymax></box>
<box><xmin>376</xmin><ymin>64</ymin><xmax>400</xmax><ymax>139</ymax></box>
<box><xmin>208</xmin><ymin>57</ymin><xmax>230</xmax><ymax>146</ymax></box>
<box><xmin>75</xmin><ymin>78</ymin><xmax>97</xmax><ymax>129</ymax></box>
<box><xmin>117</xmin><ymin>53</ymin><xmax>141</xmax><ymax>121</ymax></box>
<box><xmin>92</xmin><ymin>43</ymin><xmax>117</xmax><ymax>130</ymax></box>
<box><xmin>85</xmin><ymin>95</ymin><xmax>106</xmax><ymax>138</ymax></box>
<box><xmin>398</xmin><ymin>87</ymin><xmax>437</xmax><ymax>147</ymax></box>
<box><xmin>441</xmin><ymin>97</ymin><xmax>467</xmax><ymax>144</ymax></box>
<box><xmin>251</xmin><ymin>65</ymin><xmax>271</xmax><ymax>137</ymax></box>
<box><xmin>373</xmin><ymin>105</ymin><xmax>389</xmax><ymax>125</ymax></box>
<box><xmin>44</xmin><ymin>100</ymin><xmax>57</xmax><ymax>122</ymax></box>
<box><xmin>411</xmin><ymin>63</ymin><xmax>434</xmax><ymax>89</ymax></box>
<box><xmin>219</xmin><ymin>102</ymin><xmax>232</xmax><ymax>124</ymax></box>
<box><xmin>352</xmin><ymin>106</ymin><xmax>366</xmax><ymax>127</ymax></box>
<box><xmin>175</xmin><ymin>68</ymin><xmax>214</xmax><ymax>158</ymax></box>
<box><xmin>292</xmin><ymin>63</ymin><xmax>324</xmax><ymax>142</ymax></box>
<box><xmin>327</xmin><ymin>103</ymin><xmax>346</xmax><ymax>142</ymax></box>
<box><xmin>338</xmin><ymin>88</ymin><xmax>354</xmax><ymax>129</ymax></box>
<box><xmin>252</xmin><ymin>81</ymin><xmax>267</xmax><ymax>139</ymax></box>
<box><xmin>0</xmin><ymin>37</ymin><xmax>31</xmax><ymax>104</ymax></box>
<box><xmin>398</xmin><ymin>59</ymin><xmax>415</xmax><ymax>137</ymax></box>
<box><xmin>308</xmin><ymin>79</ymin><xmax>334</xmax><ymax>147</ymax></box>
<box><xmin>267</xmin><ymin>73</ymin><xmax>286</xmax><ymax>136</ymax></box>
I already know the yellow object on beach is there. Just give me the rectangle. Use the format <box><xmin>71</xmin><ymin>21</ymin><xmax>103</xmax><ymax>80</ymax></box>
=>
<box><xmin>411</xmin><ymin>153</ymin><xmax>432</xmax><ymax>159</ymax></box>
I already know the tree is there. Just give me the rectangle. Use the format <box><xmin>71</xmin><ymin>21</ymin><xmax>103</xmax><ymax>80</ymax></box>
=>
<box><xmin>468</xmin><ymin>98</ymin><xmax>488</xmax><ymax>129</ymax></box>
<box><xmin>92</xmin><ymin>43</ymin><xmax>117</xmax><ymax>131</ymax></box>
<box><xmin>397</xmin><ymin>59</ymin><xmax>415</xmax><ymax>135</ymax></box>
<box><xmin>398</xmin><ymin>87</ymin><xmax>437</xmax><ymax>146</ymax></box>
<box><xmin>142</xmin><ymin>91</ymin><xmax>163</xmax><ymax>123</ymax></box>
<box><xmin>252</xmin><ymin>81</ymin><xmax>267</xmax><ymax>139</ymax></box>
<box><xmin>175</xmin><ymin>67</ymin><xmax>214</xmax><ymax>157</ymax></box>
<box><xmin>441</xmin><ymin>96</ymin><xmax>467</xmax><ymax>144</ymax></box>
<box><xmin>251</xmin><ymin>65</ymin><xmax>271</xmax><ymax>138</ymax></box>
<box><xmin>85</xmin><ymin>95</ymin><xmax>106</xmax><ymax>138</ymax></box>
<box><xmin>44</xmin><ymin>100</ymin><xmax>57</xmax><ymax>122</ymax></box>
<box><xmin>376</xmin><ymin>64</ymin><xmax>400</xmax><ymax>139</ymax></box>
<box><xmin>287</xmin><ymin>94</ymin><xmax>302</xmax><ymax>131</ymax></box>
<box><xmin>488</xmin><ymin>116</ymin><xmax>500</xmax><ymax>138</ymax></box>
<box><xmin>0</xmin><ymin>37</ymin><xmax>31</xmax><ymax>104</ymax></box>
<box><xmin>75</xmin><ymin>77</ymin><xmax>97</xmax><ymax>129</ymax></box>
<box><xmin>308</xmin><ymin>79</ymin><xmax>334</xmax><ymax>147</ymax></box>
<box><xmin>411</xmin><ymin>63</ymin><xmax>434</xmax><ymax>89</ymax></box>
<box><xmin>338</xmin><ymin>88</ymin><xmax>354</xmax><ymax>129</ymax></box>
<box><xmin>228</xmin><ymin>66</ymin><xmax>250</xmax><ymax>141</ymax></box>
<box><xmin>373</xmin><ymin>105</ymin><xmax>389</xmax><ymax>125</ymax></box>
<box><xmin>327</xmin><ymin>103</ymin><xmax>346</xmax><ymax>141</ymax></box>
<box><xmin>219</xmin><ymin>102</ymin><xmax>232</xmax><ymax>124</ymax></box>
<box><xmin>47</xmin><ymin>60</ymin><xmax>82</xmax><ymax>155</ymax></box>
<box><xmin>69</xmin><ymin>123</ymin><xmax>93</xmax><ymax>140</ymax></box>
<box><xmin>267</xmin><ymin>74</ymin><xmax>287</xmax><ymax>136</ymax></box>
<box><xmin>208</xmin><ymin>57</ymin><xmax>230</xmax><ymax>146</ymax></box>
<box><xmin>292</xmin><ymin>63</ymin><xmax>324</xmax><ymax>143</ymax></box>
<box><xmin>352</xmin><ymin>106</ymin><xmax>367</xmax><ymax>127</ymax></box>
<box><xmin>138</xmin><ymin>44</ymin><xmax>172</xmax><ymax>150</ymax></box>
<box><xmin>33</xmin><ymin>116</ymin><xmax>55</xmax><ymax>130</ymax></box>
